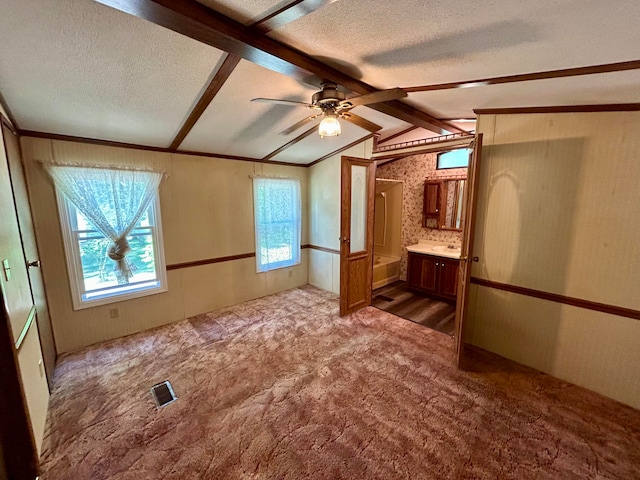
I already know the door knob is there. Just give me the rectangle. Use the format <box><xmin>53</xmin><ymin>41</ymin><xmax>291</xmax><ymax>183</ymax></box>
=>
<box><xmin>27</xmin><ymin>260</ymin><xmax>41</xmax><ymax>268</ymax></box>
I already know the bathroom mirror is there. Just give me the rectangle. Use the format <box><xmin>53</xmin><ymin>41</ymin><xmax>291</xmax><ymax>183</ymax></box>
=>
<box><xmin>441</xmin><ymin>179</ymin><xmax>466</xmax><ymax>230</ymax></box>
<box><xmin>422</xmin><ymin>177</ymin><xmax>466</xmax><ymax>231</ymax></box>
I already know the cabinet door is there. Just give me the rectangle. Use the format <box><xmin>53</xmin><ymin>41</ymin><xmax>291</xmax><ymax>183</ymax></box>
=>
<box><xmin>407</xmin><ymin>252</ymin><xmax>423</xmax><ymax>290</ymax></box>
<box><xmin>423</xmin><ymin>181</ymin><xmax>440</xmax><ymax>215</ymax></box>
<box><xmin>438</xmin><ymin>258</ymin><xmax>459</xmax><ymax>300</ymax></box>
<box><xmin>421</xmin><ymin>255</ymin><xmax>439</xmax><ymax>293</ymax></box>
<box><xmin>408</xmin><ymin>253</ymin><xmax>438</xmax><ymax>293</ymax></box>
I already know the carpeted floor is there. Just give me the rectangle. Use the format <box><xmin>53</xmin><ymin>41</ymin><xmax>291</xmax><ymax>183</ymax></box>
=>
<box><xmin>40</xmin><ymin>285</ymin><xmax>640</xmax><ymax>479</ymax></box>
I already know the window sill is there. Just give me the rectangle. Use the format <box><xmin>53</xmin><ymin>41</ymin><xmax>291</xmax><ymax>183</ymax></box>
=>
<box><xmin>71</xmin><ymin>284</ymin><xmax>168</xmax><ymax>311</ymax></box>
<box><xmin>257</xmin><ymin>259</ymin><xmax>300</xmax><ymax>273</ymax></box>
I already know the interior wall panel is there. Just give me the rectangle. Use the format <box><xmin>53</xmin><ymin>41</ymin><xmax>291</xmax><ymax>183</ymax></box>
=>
<box><xmin>307</xmin><ymin>139</ymin><xmax>373</xmax><ymax>295</ymax></box>
<box><xmin>471</xmin><ymin>286</ymin><xmax>640</xmax><ymax>409</ymax></box>
<box><xmin>469</xmin><ymin>111</ymin><xmax>640</xmax><ymax>409</ymax></box>
<box><xmin>308</xmin><ymin>249</ymin><xmax>335</xmax><ymax>294</ymax></box>
<box><xmin>20</xmin><ymin>137</ymin><xmax>309</xmax><ymax>353</ymax></box>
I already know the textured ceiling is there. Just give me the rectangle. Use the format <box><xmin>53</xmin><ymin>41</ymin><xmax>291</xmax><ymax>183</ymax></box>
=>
<box><xmin>0</xmin><ymin>0</ymin><xmax>638</xmax><ymax>163</ymax></box>
<box><xmin>270</xmin><ymin>0</ymin><xmax>640</xmax><ymax>88</ymax></box>
<box><xmin>195</xmin><ymin>0</ymin><xmax>291</xmax><ymax>25</ymax></box>
<box><xmin>408</xmin><ymin>70</ymin><xmax>640</xmax><ymax>119</ymax></box>
<box><xmin>180</xmin><ymin>59</ymin><xmax>319</xmax><ymax>158</ymax></box>
<box><xmin>0</xmin><ymin>0</ymin><xmax>225</xmax><ymax>147</ymax></box>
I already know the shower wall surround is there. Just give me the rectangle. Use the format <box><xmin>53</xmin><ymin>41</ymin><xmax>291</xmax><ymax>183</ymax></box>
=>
<box><xmin>376</xmin><ymin>153</ymin><xmax>467</xmax><ymax>280</ymax></box>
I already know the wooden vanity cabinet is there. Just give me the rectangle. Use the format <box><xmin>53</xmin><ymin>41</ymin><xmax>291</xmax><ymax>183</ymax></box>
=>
<box><xmin>407</xmin><ymin>252</ymin><xmax>459</xmax><ymax>302</ymax></box>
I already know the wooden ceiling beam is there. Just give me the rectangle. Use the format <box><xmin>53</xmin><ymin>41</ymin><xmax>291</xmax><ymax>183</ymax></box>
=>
<box><xmin>405</xmin><ymin>59</ymin><xmax>640</xmax><ymax>92</ymax></box>
<box><xmin>262</xmin><ymin>125</ymin><xmax>317</xmax><ymax>161</ymax></box>
<box><xmin>95</xmin><ymin>0</ymin><xmax>464</xmax><ymax>135</ymax></box>
<box><xmin>308</xmin><ymin>133</ymin><xmax>376</xmax><ymax>166</ymax></box>
<box><xmin>255</xmin><ymin>0</ymin><xmax>338</xmax><ymax>32</ymax></box>
<box><xmin>169</xmin><ymin>54</ymin><xmax>240</xmax><ymax>150</ymax></box>
<box><xmin>168</xmin><ymin>0</ymin><xmax>340</xmax><ymax>150</ymax></box>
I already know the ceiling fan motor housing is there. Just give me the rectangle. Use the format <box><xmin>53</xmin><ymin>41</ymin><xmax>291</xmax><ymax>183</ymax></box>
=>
<box><xmin>312</xmin><ymin>81</ymin><xmax>345</xmax><ymax>108</ymax></box>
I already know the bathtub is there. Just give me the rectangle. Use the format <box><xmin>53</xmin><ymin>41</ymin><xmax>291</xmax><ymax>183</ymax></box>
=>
<box><xmin>372</xmin><ymin>254</ymin><xmax>401</xmax><ymax>290</ymax></box>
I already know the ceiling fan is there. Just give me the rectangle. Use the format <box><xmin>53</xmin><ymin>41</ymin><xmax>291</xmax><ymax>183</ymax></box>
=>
<box><xmin>251</xmin><ymin>81</ymin><xmax>407</xmax><ymax>137</ymax></box>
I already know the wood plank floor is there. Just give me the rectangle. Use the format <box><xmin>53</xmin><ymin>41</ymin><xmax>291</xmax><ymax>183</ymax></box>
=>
<box><xmin>372</xmin><ymin>281</ymin><xmax>456</xmax><ymax>336</ymax></box>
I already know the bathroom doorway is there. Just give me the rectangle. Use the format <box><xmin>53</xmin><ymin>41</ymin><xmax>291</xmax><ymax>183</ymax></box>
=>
<box><xmin>371</xmin><ymin>176</ymin><xmax>457</xmax><ymax>334</ymax></box>
<box><xmin>371</xmin><ymin>178</ymin><xmax>403</xmax><ymax>290</ymax></box>
<box><xmin>369</xmin><ymin>133</ymin><xmax>483</xmax><ymax>366</ymax></box>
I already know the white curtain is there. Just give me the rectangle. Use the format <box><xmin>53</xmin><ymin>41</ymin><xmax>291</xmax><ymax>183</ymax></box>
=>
<box><xmin>45</xmin><ymin>164</ymin><xmax>163</xmax><ymax>284</ymax></box>
<box><xmin>253</xmin><ymin>177</ymin><xmax>301</xmax><ymax>272</ymax></box>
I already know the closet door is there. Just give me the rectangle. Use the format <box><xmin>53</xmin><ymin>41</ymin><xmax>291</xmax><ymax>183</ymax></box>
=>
<box><xmin>3</xmin><ymin>124</ymin><xmax>56</xmax><ymax>385</ymax></box>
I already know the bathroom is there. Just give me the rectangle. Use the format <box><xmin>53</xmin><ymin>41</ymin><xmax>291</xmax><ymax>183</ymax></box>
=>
<box><xmin>372</xmin><ymin>148</ymin><xmax>469</xmax><ymax>335</ymax></box>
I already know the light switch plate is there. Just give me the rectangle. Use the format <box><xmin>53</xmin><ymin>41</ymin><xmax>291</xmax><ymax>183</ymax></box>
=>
<box><xmin>2</xmin><ymin>259</ymin><xmax>10</xmax><ymax>281</ymax></box>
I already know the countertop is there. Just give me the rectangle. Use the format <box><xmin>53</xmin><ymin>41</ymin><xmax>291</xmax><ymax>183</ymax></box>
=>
<box><xmin>406</xmin><ymin>240</ymin><xmax>462</xmax><ymax>259</ymax></box>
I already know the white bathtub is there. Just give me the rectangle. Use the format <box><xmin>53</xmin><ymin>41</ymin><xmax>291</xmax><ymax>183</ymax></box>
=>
<box><xmin>372</xmin><ymin>254</ymin><xmax>401</xmax><ymax>290</ymax></box>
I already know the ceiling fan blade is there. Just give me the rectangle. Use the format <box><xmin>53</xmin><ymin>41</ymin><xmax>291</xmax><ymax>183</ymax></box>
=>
<box><xmin>251</xmin><ymin>98</ymin><xmax>314</xmax><ymax>108</ymax></box>
<box><xmin>339</xmin><ymin>88</ymin><xmax>407</xmax><ymax>108</ymax></box>
<box><xmin>340</xmin><ymin>112</ymin><xmax>382</xmax><ymax>132</ymax></box>
<box><xmin>280</xmin><ymin>113</ymin><xmax>321</xmax><ymax>135</ymax></box>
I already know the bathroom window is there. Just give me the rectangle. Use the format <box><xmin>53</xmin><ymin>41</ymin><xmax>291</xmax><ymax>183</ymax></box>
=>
<box><xmin>437</xmin><ymin>148</ymin><xmax>471</xmax><ymax>169</ymax></box>
<box><xmin>252</xmin><ymin>177</ymin><xmax>301</xmax><ymax>272</ymax></box>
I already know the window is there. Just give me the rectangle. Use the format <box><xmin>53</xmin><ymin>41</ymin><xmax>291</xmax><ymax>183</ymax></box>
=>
<box><xmin>437</xmin><ymin>148</ymin><xmax>471</xmax><ymax>169</ymax></box>
<box><xmin>253</xmin><ymin>177</ymin><xmax>301</xmax><ymax>272</ymax></box>
<box><xmin>48</xmin><ymin>165</ymin><xmax>166</xmax><ymax>309</ymax></box>
<box><xmin>57</xmin><ymin>193</ymin><xmax>167</xmax><ymax>309</ymax></box>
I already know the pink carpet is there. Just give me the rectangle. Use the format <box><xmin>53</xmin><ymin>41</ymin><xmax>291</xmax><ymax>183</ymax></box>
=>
<box><xmin>39</xmin><ymin>285</ymin><xmax>640</xmax><ymax>479</ymax></box>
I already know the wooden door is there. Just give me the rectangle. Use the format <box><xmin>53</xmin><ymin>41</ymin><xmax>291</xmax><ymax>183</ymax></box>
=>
<box><xmin>0</xmin><ymin>122</ymin><xmax>48</xmax><ymax>471</ymax></box>
<box><xmin>454</xmin><ymin>134</ymin><xmax>483</xmax><ymax>367</ymax></box>
<box><xmin>3</xmin><ymin>124</ymin><xmax>56</xmax><ymax>385</ymax></box>
<box><xmin>340</xmin><ymin>156</ymin><xmax>375</xmax><ymax>316</ymax></box>
<box><xmin>0</xmin><ymin>288</ymin><xmax>39</xmax><ymax>479</ymax></box>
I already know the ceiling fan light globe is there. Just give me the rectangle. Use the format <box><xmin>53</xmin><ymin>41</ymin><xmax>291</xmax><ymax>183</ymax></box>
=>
<box><xmin>318</xmin><ymin>117</ymin><xmax>341</xmax><ymax>138</ymax></box>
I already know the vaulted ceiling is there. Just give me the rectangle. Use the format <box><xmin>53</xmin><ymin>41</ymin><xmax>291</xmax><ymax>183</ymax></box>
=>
<box><xmin>1</xmin><ymin>0</ymin><xmax>639</xmax><ymax>164</ymax></box>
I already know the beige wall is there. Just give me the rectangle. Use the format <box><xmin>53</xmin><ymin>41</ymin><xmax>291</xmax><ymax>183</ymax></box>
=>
<box><xmin>308</xmin><ymin>139</ymin><xmax>373</xmax><ymax>294</ymax></box>
<box><xmin>468</xmin><ymin>111</ymin><xmax>640</xmax><ymax>409</ymax></box>
<box><xmin>21</xmin><ymin>137</ymin><xmax>309</xmax><ymax>353</ymax></box>
<box><xmin>0</xmin><ymin>126</ymin><xmax>49</xmax><ymax>454</ymax></box>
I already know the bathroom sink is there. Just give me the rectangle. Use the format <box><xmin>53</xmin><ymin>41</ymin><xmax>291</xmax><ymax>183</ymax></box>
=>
<box><xmin>432</xmin><ymin>245</ymin><xmax>461</xmax><ymax>253</ymax></box>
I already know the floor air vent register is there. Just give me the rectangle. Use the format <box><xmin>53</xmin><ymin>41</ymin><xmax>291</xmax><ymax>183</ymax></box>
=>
<box><xmin>151</xmin><ymin>381</ymin><xmax>177</xmax><ymax>408</ymax></box>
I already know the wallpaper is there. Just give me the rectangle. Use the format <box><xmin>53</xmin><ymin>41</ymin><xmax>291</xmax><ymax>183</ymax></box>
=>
<box><xmin>376</xmin><ymin>153</ymin><xmax>467</xmax><ymax>280</ymax></box>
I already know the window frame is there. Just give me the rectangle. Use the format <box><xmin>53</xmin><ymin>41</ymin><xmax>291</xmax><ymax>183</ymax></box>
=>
<box><xmin>56</xmin><ymin>190</ymin><xmax>168</xmax><ymax>310</ymax></box>
<box><xmin>252</xmin><ymin>177</ymin><xmax>301</xmax><ymax>273</ymax></box>
<box><xmin>436</xmin><ymin>148</ymin><xmax>471</xmax><ymax>170</ymax></box>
